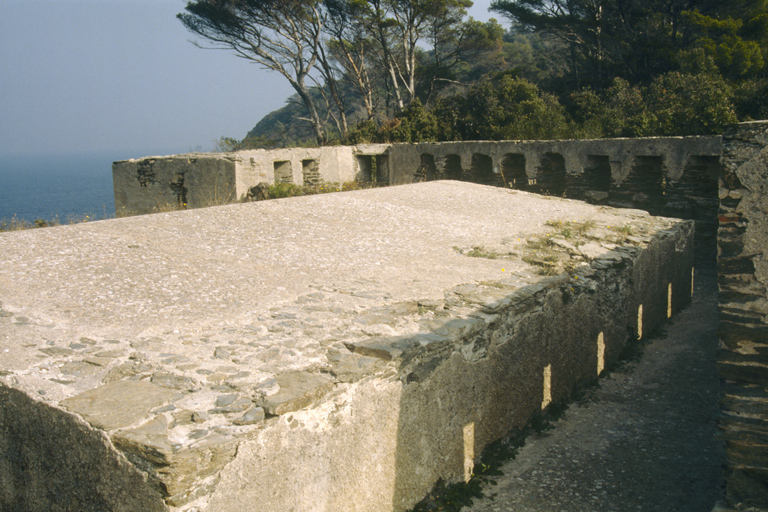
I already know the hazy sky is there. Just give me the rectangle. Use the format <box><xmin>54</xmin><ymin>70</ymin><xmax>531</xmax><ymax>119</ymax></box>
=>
<box><xmin>1</xmin><ymin>0</ymin><xmax>498</xmax><ymax>159</ymax></box>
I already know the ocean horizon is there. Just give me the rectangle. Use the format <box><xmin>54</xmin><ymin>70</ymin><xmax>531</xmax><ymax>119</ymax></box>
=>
<box><xmin>0</xmin><ymin>150</ymin><xmax>177</xmax><ymax>223</ymax></box>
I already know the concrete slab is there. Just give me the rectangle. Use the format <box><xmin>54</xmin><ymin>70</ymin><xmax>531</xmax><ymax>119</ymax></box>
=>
<box><xmin>0</xmin><ymin>181</ymin><xmax>694</xmax><ymax>512</ymax></box>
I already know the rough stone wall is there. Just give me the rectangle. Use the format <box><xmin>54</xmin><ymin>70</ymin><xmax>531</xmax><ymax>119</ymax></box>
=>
<box><xmin>113</xmin><ymin>138</ymin><xmax>718</xmax><ymax>234</ymax></box>
<box><xmin>388</xmin><ymin>137</ymin><xmax>721</xmax><ymax>269</ymax></box>
<box><xmin>113</xmin><ymin>146</ymin><xmax>365</xmax><ymax>216</ymax></box>
<box><xmin>718</xmin><ymin>121</ymin><xmax>768</xmax><ymax>509</ymax></box>
<box><xmin>113</xmin><ymin>154</ymin><xmax>240</xmax><ymax>216</ymax></box>
<box><xmin>200</xmin><ymin>220</ymin><xmax>694</xmax><ymax>512</ymax></box>
<box><xmin>1</xmin><ymin>181</ymin><xmax>694</xmax><ymax>512</ymax></box>
<box><xmin>0</xmin><ymin>386</ymin><xmax>167</xmax><ymax>512</ymax></box>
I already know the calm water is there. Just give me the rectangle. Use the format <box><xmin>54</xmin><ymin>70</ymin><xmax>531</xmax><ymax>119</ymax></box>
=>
<box><xmin>0</xmin><ymin>152</ymin><xmax>126</xmax><ymax>223</ymax></box>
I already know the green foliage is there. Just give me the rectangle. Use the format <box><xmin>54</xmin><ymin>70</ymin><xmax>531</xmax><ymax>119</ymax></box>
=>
<box><xmin>382</xmin><ymin>100</ymin><xmax>439</xmax><ymax>143</ymax></box>
<box><xmin>683</xmin><ymin>11</ymin><xmax>765</xmax><ymax>78</ymax></box>
<box><xmin>569</xmin><ymin>78</ymin><xmax>652</xmax><ymax>138</ymax></box>
<box><xmin>213</xmin><ymin>137</ymin><xmax>241</xmax><ymax>152</ymax></box>
<box><xmin>228</xmin><ymin>0</ymin><xmax>767</xmax><ymax>147</ymax></box>
<box><xmin>732</xmin><ymin>78</ymin><xmax>768</xmax><ymax>119</ymax></box>
<box><xmin>645</xmin><ymin>72</ymin><xmax>738</xmax><ymax>135</ymax></box>
<box><xmin>434</xmin><ymin>75</ymin><xmax>571</xmax><ymax>141</ymax></box>
<box><xmin>345</xmin><ymin>119</ymin><xmax>381</xmax><ymax>144</ymax></box>
<box><xmin>214</xmin><ymin>135</ymin><xmax>279</xmax><ymax>152</ymax></box>
<box><xmin>267</xmin><ymin>183</ymin><xmax>305</xmax><ymax>199</ymax></box>
<box><xmin>569</xmin><ymin>73</ymin><xmax>737</xmax><ymax>137</ymax></box>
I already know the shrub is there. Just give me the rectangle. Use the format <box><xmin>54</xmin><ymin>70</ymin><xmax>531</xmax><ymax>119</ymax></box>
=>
<box><xmin>268</xmin><ymin>183</ymin><xmax>304</xmax><ymax>198</ymax></box>
<box><xmin>645</xmin><ymin>72</ymin><xmax>738</xmax><ymax>135</ymax></box>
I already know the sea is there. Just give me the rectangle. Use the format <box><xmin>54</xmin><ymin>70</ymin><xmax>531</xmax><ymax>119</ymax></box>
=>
<box><xmin>0</xmin><ymin>151</ymin><xmax>167</xmax><ymax>224</ymax></box>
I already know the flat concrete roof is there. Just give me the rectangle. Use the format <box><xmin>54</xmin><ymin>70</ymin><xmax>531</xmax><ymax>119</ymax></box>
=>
<box><xmin>0</xmin><ymin>181</ymin><xmax>686</xmax><ymax>511</ymax></box>
<box><xmin>2</xmin><ymin>181</ymin><xmax>668</xmax><ymax>387</ymax></box>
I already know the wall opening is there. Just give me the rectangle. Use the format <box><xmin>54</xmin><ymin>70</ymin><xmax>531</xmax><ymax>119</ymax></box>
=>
<box><xmin>502</xmin><ymin>154</ymin><xmax>527</xmax><ymax>190</ymax></box>
<box><xmin>416</xmin><ymin>154</ymin><xmax>437</xmax><ymax>182</ymax></box>
<box><xmin>692</xmin><ymin>267</ymin><xmax>695</xmax><ymax>297</ymax></box>
<box><xmin>637</xmin><ymin>304</ymin><xmax>644</xmax><ymax>340</ymax></box>
<box><xmin>274</xmin><ymin>161</ymin><xmax>293</xmax><ymax>184</ymax></box>
<box><xmin>597</xmin><ymin>332</ymin><xmax>606</xmax><ymax>376</ymax></box>
<box><xmin>542</xmin><ymin>364</ymin><xmax>552</xmax><ymax>410</ymax></box>
<box><xmin>375</xmin><ymin>154</ymin><xmax>389</xmax><ymax>184</ymax></box>
<box><xmin>356</xmin><ymin>155</ymin><xmax>375</xmax><ymax>183</ymax></box>
<box><xmin>668</xmin><ymin>283</ymin><xmax>673</xmax><ymax>318</ymax></box>
<box><xmin>169</xmin><ymin>173</ymin><xmax>187</xmax><ymax>208</ymax></box>
<box><xmin>463</xmin><ymin>423</ymin><xmax>475</xmax><ymax>483</ymax></box>
<box><xmin>470</xmin><ymin>153</ymin><xmax>500</xmax><ymax>186</ymax></box>
<box><xmin>567</xmin><ymin>154</ymin><xmax>612</xmax><ymax>203</ymax></box>
<box><xmin>536</xmin><ymin>152</ymin><xmax>566</xmax><ymax>196</ymax></box>
<box><xmin>444</xmin><ymin>154</ymin><xmax>463</xmax><ymax>180</ymax></box>
<box><xmin>302</xmin><ymin>159</ymin><xmax>321</xmax><ymax>186</ymax></box>
<box><xmin>611</xmin><ymin>156</ymin><xmax>664</xmax><ymax>214</ymax></box>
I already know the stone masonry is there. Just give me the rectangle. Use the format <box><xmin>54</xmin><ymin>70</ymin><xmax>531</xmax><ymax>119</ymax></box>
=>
<box><xmin>113</xmin><ymin>137</ymin><xmax>719</xmax><ymax>270</ymax></box>
<box><xmin>718</xmin><ymin>121</ymin><xmax>768</xmax><ymax>510</ymax></box>
<box><xmin>1</xmin><ymin>182</ymin><xmax>693</xmax><ymax>511</ymax></box>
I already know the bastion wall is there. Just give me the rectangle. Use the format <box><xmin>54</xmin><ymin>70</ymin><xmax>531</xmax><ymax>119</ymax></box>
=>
<box><xmin>113</xmin><ymin>136</ymin><xmax>720</xmax><ymax>267</ymax></box>
<box><xmin>1</xmin><ymin>181</ymin><xmax>693</xmax><ymax>512</ymax></box>
<box><xmin>718</xmin><ymin>121</ymin><xmax>768</xmax><ymax>510</ymax></box>
<box><xmin>7</xmin><ymin>125</ymin><xmax>761</xmax><ymax>509</ymax></box>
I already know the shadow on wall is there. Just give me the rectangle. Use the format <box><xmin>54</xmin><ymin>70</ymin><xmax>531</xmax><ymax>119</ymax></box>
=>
<box><xmin>386</xmin><ymin>224</ymin><xmax>694</xmax><ymax>511</ymax></box>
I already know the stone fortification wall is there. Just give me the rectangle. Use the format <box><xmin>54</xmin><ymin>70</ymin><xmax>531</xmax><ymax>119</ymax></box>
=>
<box><xmin>718</xmin><ymin>121</ymin><xmax>768</xmax><ymax>509</ymax></box>
<box><xmin>0</xmin><ymin>183</ymin><xmax>693</xmax><ymax>512</ymax></box>
<box><xmin>112</xmin><ymin>146</ymin><xmax>374</xmax><ymax>216</ymax></box>
<box><xmin>113</xmin><ymin>137</ymin><xmax>719</xmax><ymax>266</ymax></box>
<box><xmin>390</xmin><ymin>137</ymin><xmax>721</xmax><ymax>267</ymax></box>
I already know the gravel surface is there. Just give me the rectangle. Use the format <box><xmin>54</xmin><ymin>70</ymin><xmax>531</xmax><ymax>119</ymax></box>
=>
<box><xmin>461</xmin><ymin>270</ymin><xmax>724</xmax><ymax>512</ymax></box>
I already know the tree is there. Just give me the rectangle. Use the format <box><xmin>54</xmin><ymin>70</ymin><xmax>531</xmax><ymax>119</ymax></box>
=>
<box><xmin>178</xmin><ymin>0</ymin><xmax>329</xmax><ymax>145</ymax></box>
<box><xmin>644</xmin><ymin>72</ymin><xmax>738</xmax><ymax>135</ymax></box>
<box><xmin>489</xmin><ymin>0</ymin><xmax>718</xmax><ymax>88</ymax></box>
<box><xmin>433</xmin><ymin>75</ymin><xmax>571</xmax><ymax>140</ymax></box>
<box><xmin>489</xmin><ymin>0</ymin><xmax>613</xmax><ymax>89</ymax></box>
<box><xmin>361</xmin><ymin>0</ymin><xmax>477</xmax><ymax>112</ymax></box>
<box><xmin>681</xmin><ymin>6</ymin><xmax>767</xmax><ymax>79</ymax></box>
<box><xmin>420</xmin><ymin>17</ymin><xmax>505</xmax><ymax>105</ymax></box>
<box><xmin>323</xmin><ymin>0</ymin><xmax>381</xmax><ymax>119</ymax></box>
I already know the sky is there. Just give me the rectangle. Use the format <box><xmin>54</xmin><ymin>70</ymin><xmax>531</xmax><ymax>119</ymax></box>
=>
<box><xmin>0</xmin><ymin>0</ymin><xmax>498</xmax><ymax>159</ymax></box>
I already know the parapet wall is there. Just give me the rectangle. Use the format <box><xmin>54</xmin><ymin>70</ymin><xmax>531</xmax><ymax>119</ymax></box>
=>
<box><xmin>113</xmin><ymin>136</ymin><xmax>720</xmax><ymax>265</ymax></box>
<box><xmin>718</xmin><ymin>121</ymin><xmax>768</xmax><ymax>509</ymax></box>
<box><xmin>112</xmin><ymin>146</ymin><xmax>381</xmax><ymax>215</ymax></box>
<box><xmin>389</xmin><ymin>137</ymin><xmax>720</xmax><ymax>267</ymax></box>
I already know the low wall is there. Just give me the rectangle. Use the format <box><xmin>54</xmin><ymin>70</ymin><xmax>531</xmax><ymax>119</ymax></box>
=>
<box><xmin>718</xmin><ymin>121</ymin><xmax>768</xmax><ymax>509</ymax></box>
<box><xmin>390</xmin><ymin>137</ymin><xmax>721</xmax><ymax>268</ymax></box>
<box><xmin>112</xmin><ymin>146</ymin><xmax>371</xmax><ymax>216</ymax></box>
<box><xmin>0</xmin><ymin>182</ymin><xmax>692</xmax><ymax>512</ymax></box>
<box><xmin>113</xmin><ymin>136</ymin><xmax>719</xmax><ymax>267</ymax></box>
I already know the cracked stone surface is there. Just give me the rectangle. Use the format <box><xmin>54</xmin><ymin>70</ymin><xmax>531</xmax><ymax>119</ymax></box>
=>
<box><xmin>0</xmin><ymin>181</ymin><xmax>692</xmax><ymax>512</ymax></box>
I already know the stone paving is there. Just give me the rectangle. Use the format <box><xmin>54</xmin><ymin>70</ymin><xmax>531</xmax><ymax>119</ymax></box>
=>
<box><xmin>0</xmin><ymin>182</ymin><xmax>693</xmax><ymax>512</ymax></box>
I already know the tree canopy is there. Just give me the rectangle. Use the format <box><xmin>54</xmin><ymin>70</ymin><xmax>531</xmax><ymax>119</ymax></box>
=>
<box><xmin>188</xmin><ymin>0</ymin><xmax>767</xmax><ymax>148</ymax></box>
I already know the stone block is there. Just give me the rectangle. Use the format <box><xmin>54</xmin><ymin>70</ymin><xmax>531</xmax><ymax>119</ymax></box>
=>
<box><xmin>0</xmin><ymin>182</ymin><xmax>693</xmax><ymax>512</ymax></box>
<box><xmin>719</xmin><ymin>121</ymin><xmax>768</xmax><ymax>510</ymax></box>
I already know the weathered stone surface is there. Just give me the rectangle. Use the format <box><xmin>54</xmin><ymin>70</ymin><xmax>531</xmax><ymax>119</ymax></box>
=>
<box><xmin>0</xmin><ymin>181</ymin><xmax>694</xmax><ymax>512</ymax></box>
<box><xmin>257</xmin><ymin>371</ymin><xmax>334</xmax><ymax>415</ymax></box>
<box><xmin>61</xmin><ymin>380</ymin><xmax>176</xmax><ymax>431</ymax></box>
<box><xmin>113</xmin><ymin>415</ymin><xmax>174</xmax><ymax>465</ymax></box>
<box><xmin>719</xmin><ymin>121</ymin><xmax>768</xmax><ymax>510</ymax></box>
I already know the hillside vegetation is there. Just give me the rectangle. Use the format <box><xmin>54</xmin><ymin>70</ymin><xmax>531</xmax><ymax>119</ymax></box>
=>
<box><xmin>181</xmin><ymin>0</ymin><xmax>768</xmax><ymax>149</ymax></box>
